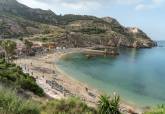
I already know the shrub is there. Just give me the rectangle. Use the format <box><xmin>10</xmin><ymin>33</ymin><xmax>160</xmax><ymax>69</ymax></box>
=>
<box><xmin>19</xmin><ymin>37</ymin><xmax>23</xmax><ymax>41</ymax></box>
<box><xmin>0</xmin><ymin>86</ymin><xmax>40</xmax><ymax>114</ymax></box>
<box><xmin>0</xmin><ymin>59</ymin><xmax>44</xmax><ymax>97</ymax></box>
<box><xmin>80</xmin><ymin>28</ymin><xmax>106</xmax><ymax>34</ymax></box>
<box><xmin>21</xmin><ymin>77</ymin><xmax>44</xmax><ymax>97</ymax></box>
<box><xmin>41</xmin><ymin>97</ymin><xmax>97</xmax><ymax>114</ymax></box>
<box><xmin>144</xmin><ymin>105</ymin><xmax>165</xmax><ymax>114</ymax></box>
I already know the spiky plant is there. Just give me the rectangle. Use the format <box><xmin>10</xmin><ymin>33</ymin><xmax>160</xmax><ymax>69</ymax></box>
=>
<box><xmin>98</xmin><ymin>94</ymin><xmax>120</xmax><ymax>114</ymax></box>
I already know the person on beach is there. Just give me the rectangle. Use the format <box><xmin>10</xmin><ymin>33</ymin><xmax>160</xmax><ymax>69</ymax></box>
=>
<box><xmin>43</xmin><ymin>72</ymin><xmax>45</xmax><ymax>78</ymax></box>
<box><xmin>53</xmin><ymin>70</ymin><xmax>55</xmax><ymax>74</ymax></box>
<box><xmin>85</xmin><ymin>87</ymin><xmax>88</xmax><ymax>92</ymax></box>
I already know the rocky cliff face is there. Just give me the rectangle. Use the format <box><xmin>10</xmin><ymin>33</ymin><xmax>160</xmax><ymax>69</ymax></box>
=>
<box><xmin>102</xmin><ymin>17</ymin><xmax>156</xmax><ymax>48</ymax></box>
<box><xmin>125</xmin><ymin>27</ymin><xmax>156</xmax><ymax>48</ymax></box>
<box><xmin>0</xmin><ymin>0</ymin><xmax>156</xmax><ymax>48</ymax></box>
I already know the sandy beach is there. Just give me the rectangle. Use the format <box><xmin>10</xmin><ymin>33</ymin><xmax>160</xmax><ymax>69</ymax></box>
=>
<box><xmin>14</xmin><ymin>48</ymin><xmax>143</xmax><ymax>114</ymax></box>
<box><xmin>14</xmin><ymin>49</ymin><xmax>99</xmax><ymax>105</ymax></box>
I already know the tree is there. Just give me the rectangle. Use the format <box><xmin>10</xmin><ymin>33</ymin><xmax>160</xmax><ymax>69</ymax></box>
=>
<box><xmin>98</xmin><ymin>94</ymin><xmax>120</xmax><ymax>114</ymax></box>
<box><xmin>24</xmin><ymin>39</ymin><xmax>33</xmax><ymax>55</ymax></box>
<box><xmin>0</xmin><ymin>40</ymin><xmax>16</xmax><ymax>63</ymax></box>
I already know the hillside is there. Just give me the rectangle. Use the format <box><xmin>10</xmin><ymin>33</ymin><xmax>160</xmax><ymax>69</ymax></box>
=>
<box><xmin>0</xmin><ymin>0</ymin><xmax>156</xmax><ymax>48</ymax></box>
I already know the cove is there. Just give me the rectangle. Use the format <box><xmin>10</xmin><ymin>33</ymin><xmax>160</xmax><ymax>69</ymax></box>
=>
<box><xmin>56</xmin><ymin>41</ymin><xmax>165</xmax><ymax>107</ymax></box>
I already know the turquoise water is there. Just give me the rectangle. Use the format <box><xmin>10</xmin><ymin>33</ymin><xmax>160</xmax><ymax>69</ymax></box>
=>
<box><xmin>56</xmin><ymin>41</ymin><xmax>165</xmax><ymax>107</ymax></box>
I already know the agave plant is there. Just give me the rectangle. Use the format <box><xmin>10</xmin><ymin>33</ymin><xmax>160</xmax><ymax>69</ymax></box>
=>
<box><xmin>98</xmin><ymin>94</ymin><xmax>120</xmax><ymax>114</ymax></box>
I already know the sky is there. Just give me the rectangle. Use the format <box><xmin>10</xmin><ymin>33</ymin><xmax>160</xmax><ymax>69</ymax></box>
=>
<box><xmin>17</xmin><ymin>0</ymin><xmax>165</xmax><ymax>40</ymax></box>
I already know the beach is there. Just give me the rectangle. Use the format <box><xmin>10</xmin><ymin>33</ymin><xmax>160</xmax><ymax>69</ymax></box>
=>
<box><xmin>14</xmin><ymin>48</ymin><xmax>143</xmax><ymax>114</ymax></box>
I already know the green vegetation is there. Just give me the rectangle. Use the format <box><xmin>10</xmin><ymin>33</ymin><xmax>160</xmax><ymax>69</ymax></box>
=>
<box><xmin>40</xmin><ymin>94</ymin><xmax>121</xmax><ymax>114</ymax></box>
<box><xmin>0</xmin><ymin>59</ymin><xmax>44</xmax><ymax>96</ymax></box>
<box><xmin>74</xmin><ymin>27</ymin><xmax>106</xmax><ymax>35</ymax></box>
<box><xmin>0</xmin><ymin>86</ymin><xmax>40</xmax><ymax>114</ymax></box>
<box><xmin>31</xmin><ymin>35</ymin><xmax>54</xmax><ymax>42</ymax></box>
<box><xmin>144</xmin><ymin>105</ymin><xmax>165</xmax><ymax>114</ymax></box>
<box><xmin>98</xmin><ymin>94</ymin><xmax>120</xmax><ymax>114</ymax></box>
<box><xmin>0</xmin><ymin>40</ymin><xmax>16</xmax><ymax>63</ymax></box>
<box><xmin>31</xmin><ymin>33</ymin><xmax>63</xmax><ymax>42</ymax></box>
<box><xmin>0</xmin><ymin>86</ymin><xmax>97</xmax><ymax>114</ymax></box>
<box><xmin>19</xmin><ymin>37</ymin><xmax>23</xmax><ymax>41</ymax></box>
<box><xmin>0</xmin><ymin>87</ymin><xmax>96</xmax><ymax>114</ymax></box>
<box><xmin>57</xmin><ymin>14</ymin><xmax>99</xmax><ymax>25</ymax></box>
<box><xmin>41</xmin><ymin>97</ymin><xmax>97</xmax><ymax>114</ymax></box>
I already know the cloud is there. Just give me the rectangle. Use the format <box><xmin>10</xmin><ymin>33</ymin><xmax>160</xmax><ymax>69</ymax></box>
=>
<box><xmin>17</xmin><ymin>0</ymin><xmax>104</xmax><ymax>14</ymax></box>
<box><xmin>30</xmin><ymin>0</ymin><xmax>103</xmax><ymax>8</ymax></box>
<box><xmin>17</xmin><ymin>0</ymin><xmax>140</xmax><ymax>11</ymax></box>
<box><xmin>135</xmin><ymin>4</ymin><xmax>153</xmax><ymax>11</ymax></box>
<box><xmin>135</xmin><ymin>0</ymin><xmax>164</xmax><ymax>11</ymax></box>
<box><xmin>116</xmin><ymin>0</ymin><xmax>142</xmax><ymax>5</ymax></box>
<box><xmin>17</xmin><ymin>0</ymin><xmax>165</xmax><ymax>14</ymax></box>
<box><xmin>60</xmin><ymin>0</ymin><xmax>102</xmax><ymax>10</ymax></box>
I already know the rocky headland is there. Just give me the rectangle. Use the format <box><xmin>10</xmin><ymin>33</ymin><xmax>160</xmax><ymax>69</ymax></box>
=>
<box><xmin>0</xmin><ymin>0</ymin><xmax>156</xmax><ymax>49</ymax></box>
